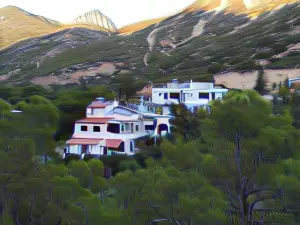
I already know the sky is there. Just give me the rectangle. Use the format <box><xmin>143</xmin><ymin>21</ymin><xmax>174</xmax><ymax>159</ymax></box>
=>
<box><xmin>0</xmin><ymin>0</ymin><xmax>196</xmax><ymax>28</ymax></box>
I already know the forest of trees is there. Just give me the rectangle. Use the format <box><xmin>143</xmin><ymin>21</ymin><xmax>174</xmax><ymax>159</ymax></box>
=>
<box><xmin>1</xmin><ymin>85</ymin><xmax>300</xmax><ymax>225</ymax></box>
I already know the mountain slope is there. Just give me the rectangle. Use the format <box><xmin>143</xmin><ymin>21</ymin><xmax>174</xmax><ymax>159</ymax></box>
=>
<box><xmin>0</xmin><ymin>6</ymin><xmax>61</xmax><ymax>48</ymax></box>
<box><xmin>1</xmin><ymin>2</ymin><xmax>300</xmax><ymax>89</ymax></box>
<box><xmin>0</xmin><ymin>6</ymin><xmax>117</xmax><ymax>49</ymax></box>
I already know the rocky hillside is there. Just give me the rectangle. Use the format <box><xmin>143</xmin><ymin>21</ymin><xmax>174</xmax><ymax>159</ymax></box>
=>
<box><xmin>0</xmin><ymin>6</ymin><xmax>117</xmax><ymax>49</ymax></box>
<box><xmin>1</xmin><ymin>1</ymin><xmax>300</xmax><ymax>89</ymax></box>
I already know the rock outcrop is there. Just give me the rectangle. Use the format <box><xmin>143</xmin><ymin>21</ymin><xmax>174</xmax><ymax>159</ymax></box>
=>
<box><xmin>72</xmin><ymin>9</ymin><xmax>117</xmax><ymax>32</ymax></box>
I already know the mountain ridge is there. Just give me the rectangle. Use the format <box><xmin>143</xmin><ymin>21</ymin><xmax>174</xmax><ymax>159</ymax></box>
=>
<box><xmin>0</xmin><ymin>5</ymin><xmax>117</xmax><ymax>49</ymax></box>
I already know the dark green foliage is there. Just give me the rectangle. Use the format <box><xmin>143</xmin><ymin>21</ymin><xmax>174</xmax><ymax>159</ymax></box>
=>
<box><xmin>284</xmin><ymin>76</ymin><xmax>289</xmax><ymax>88</ymax></box>
<box><xmin>254</xmin><ymin>70</ymin><xmax>267</xmax><ymax>95</ymax></box>
<box><xmin>1</xmin><ymin>88</ymin><xmax>300</xmax><ymax>225</ymax></box>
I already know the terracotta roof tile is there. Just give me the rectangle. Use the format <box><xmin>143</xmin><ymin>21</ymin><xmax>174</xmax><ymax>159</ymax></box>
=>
<box><xmin>66</xmin><ymin>138</ymin><xmax>103</xmax><ymax>145</ymax></box>
<box><xmin>87</xmin><ymin>101</ymin><xmax>112</xmax><ymax>109</ymax></box>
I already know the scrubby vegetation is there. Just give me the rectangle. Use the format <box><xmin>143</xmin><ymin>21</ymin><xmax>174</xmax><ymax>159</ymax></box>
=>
<box><xmin>2</xmin><ymin>3</ymin><xmax>300</xmax><ymax>86</ymax></box>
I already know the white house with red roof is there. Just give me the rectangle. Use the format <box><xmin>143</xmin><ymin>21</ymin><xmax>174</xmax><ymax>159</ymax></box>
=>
<box><xmin>64</xmin><ymin>98</ymin><xmax>171</xmax><ymax>159</ymax></box>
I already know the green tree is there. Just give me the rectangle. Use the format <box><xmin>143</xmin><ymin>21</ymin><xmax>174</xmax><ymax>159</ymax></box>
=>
<box><xmin>279</xmin><ymin>86</ymin><xmax>290</xmax><ymax>104</ymax></box>
<box><xmin>199</xmin><ymin>90</ymin><xmax>300</xmax><ymax>225</ymax></box>
<box><xmin>284</xmin><ymin>76</ymin><xmax>289</xmax><ymax>88</ymax></box>
<box><xmin>254</xmin><ymin>70</ymin><xmax>267</xmax><ymax>95</ymax></box>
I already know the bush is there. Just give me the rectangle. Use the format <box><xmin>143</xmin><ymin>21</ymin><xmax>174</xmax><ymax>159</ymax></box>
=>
<box><xmin>119</xmin><ymin>160</ymin><xmax>141</xmax><ymax>172</ymax></box>
<box><xmin>100</xmin><ymin>155</ymin><xmax>130</xmax><ymax>176</ymax></box>
<box><xmin>253</xmin><ymin>51</ymin><xmax>274</xmax><ymax>59</ymax></box>
<box><xmin>207</xmin><ymin>63</ymin><xmax>222</xmax><ymax>74</ymax></box>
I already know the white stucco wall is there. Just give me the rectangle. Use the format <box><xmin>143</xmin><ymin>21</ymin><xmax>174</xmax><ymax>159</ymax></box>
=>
<box><xmin>75</xmin><ymin>123</ymin><xmax>108</xmax><ymax>134</ymax></box>
<box><xmin>152</xmin><ymin>88</ymin><xmax>228</xmax><ymax>105</ymax></box>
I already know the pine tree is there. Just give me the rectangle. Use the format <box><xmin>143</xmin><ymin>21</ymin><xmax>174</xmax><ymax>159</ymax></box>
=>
<box><xmin>254</xmin><ymin>70</ymin><xmax>267</xmax><ymax>95</ymax></box>
<box><xmin>284</xmin><ymin>76</ymin><xmax>289</xmax><ymax>88</ymax></box>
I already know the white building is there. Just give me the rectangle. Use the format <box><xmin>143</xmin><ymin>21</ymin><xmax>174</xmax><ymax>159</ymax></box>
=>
<box><xmin>65</xmin><ymin>98</ymin><xmax>171</xmax><ymax>159</ymax></box>
<box><xmin>151</xmin><ymin>79</ymin><xmax>228</xmax><ymax>112</ymax></box>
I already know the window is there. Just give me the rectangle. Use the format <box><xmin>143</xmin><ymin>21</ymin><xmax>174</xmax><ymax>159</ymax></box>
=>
<box><xmin>164</xmin><ymin>93</ymin><xmax>168</xmax><ymax>99</ymax></box>
<box><xmin>199</xmin><ymin>93</ymin><xmax>209</xmax><ymax>99</ymax></box>
<box><xmin>93</xmin><ymin>126</ymin><xmax>100</xmax><ymax>132</ymax></box>
<box><xmin>170</xmin><ymin>92</ymin><xmax>180</xmax><ymax>99</ymax></box>
<box><xmin>135</xmin><ymin>125</ymin><xmax>139</xmax><ymax>132</ymax></box>
<box><xmin>212</xmin><ymin>93</ymin><xmax>215</xmax><ymax>100</ymax></box>
<box><xmin>145</xmin><ymin>125</ymin><xmax>154</xmax><ymax>130</ymax></box>
<box><xmin>107</xmin><ymin>123</ymin><xmax>120</xmax><ymax>133</ymax></box>
<box><xmin>81</xmin><ymin>126</ymin><xmax>88</xmax><ymax>131</ymax></box>
<box><xmin>123</xmin><ymin>123</ymin><xmax>131</xmax><ymax>132</ymax></box>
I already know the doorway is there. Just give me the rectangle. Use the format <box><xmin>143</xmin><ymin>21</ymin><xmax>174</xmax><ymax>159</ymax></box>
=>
<box><xmin>158</xmin><ymin>124</ymin><xmax>168</xmax><ymax>135</ymax></box>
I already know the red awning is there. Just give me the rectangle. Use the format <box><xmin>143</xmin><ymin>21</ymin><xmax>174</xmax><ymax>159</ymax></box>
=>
<box><xmin>106</xmin><ymin>139</ymin><xmax>123</xmax><ymax>148</ymax></box>
<box><xmin>66</xmin><ymin>138</ymin><xmax>103</xmax><ymax>145</ymax></box>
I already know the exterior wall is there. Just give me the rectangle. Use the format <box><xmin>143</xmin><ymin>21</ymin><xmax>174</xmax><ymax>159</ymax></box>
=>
<box><xmin>86</xmin><ymin>108</ymin><xmax>105</xmax><ymax>117</ymax></box>
<box><xmin>124</xmin><ymin>140</ymin><xmax>130</xmax><ymax>154</ymax></box>
<box><xmin>75</xmin><ymin>123</ymin><xmax>108</xmax><ymax>134</ymax></box>
<box><xmin>190</xmin><ymin>82</ymin><xmax>214</xmax><ymax>89</ymax></box>
<box><xmin>154</xmin><ymin>117</ymin><xmax>171</xmax><ymax>136</ymax></box>
<box><xmin>163</xmin><ymin>106</ymin><xmax>170</xmax><ymax>115</ymax></box>
<box><xmin>152</xmin><ymin>88</ymin><xmax>228</xmax><ymax>105</ymax></box>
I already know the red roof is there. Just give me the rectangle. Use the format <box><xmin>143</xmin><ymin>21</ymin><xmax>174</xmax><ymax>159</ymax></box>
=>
<box><xmin>66</xmin><ymin>138</ymin><xmax>103</xmax><ymax>145</ymax></box>
<box><xmin>106</xmin><ymin>139</ymin><xmax>123</xmax><ymax>148</ymax></box>
<box><xmin>87</xmin><ymin>101</ymin><xmax>112</xmax><ymax>109</ymax></box>
<box><xmin>76</xmin><ymin>117</ymin><xmax>114</xmax><ymax>124</ymax></box>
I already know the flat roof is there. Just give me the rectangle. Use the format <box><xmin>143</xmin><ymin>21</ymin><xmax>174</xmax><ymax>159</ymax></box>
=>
<box><xmin>152</xmin><ymin>88</ymin><xmax>228</xmax><ymax>92</ymax></box>
<box><xmin>76</xmin><ymin>117</ymin><xmax>114</xmax><ymax>124</ymax></box>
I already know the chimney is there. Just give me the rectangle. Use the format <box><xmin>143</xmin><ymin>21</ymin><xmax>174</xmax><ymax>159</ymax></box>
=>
<box><xmin>113</xmin><ymin>100</ymin><xmax>119</xmax><ymax>107</ymax></box>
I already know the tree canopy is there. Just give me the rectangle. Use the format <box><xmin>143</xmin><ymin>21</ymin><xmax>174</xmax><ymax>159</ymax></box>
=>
<box><xmin>1</xmin><ymin>85</ymin><xmax>300</xmax><ymax>225</ymax></box>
